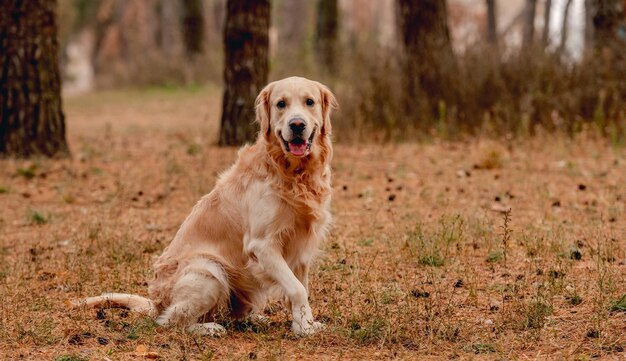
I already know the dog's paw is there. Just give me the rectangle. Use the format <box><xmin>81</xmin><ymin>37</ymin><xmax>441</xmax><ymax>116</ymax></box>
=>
<box><xmin>186</xmin><ymin>322</ymin><xmax>226</xmax><ymax>337</ymax></box>
<box><xmin>292</xmin><ymin>320</ymin><xmax>325</xmax><ymax>337</ymax></box>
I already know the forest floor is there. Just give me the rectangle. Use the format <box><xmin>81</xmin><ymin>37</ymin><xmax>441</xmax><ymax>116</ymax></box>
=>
<box><xmin>0</xmin><ymin>86</ymin><xmax>624</xmax><ymax>360</ymax></box>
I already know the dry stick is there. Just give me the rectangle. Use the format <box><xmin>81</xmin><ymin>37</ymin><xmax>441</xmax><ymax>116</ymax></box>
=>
<box><xmin>501</xmin><ymin>209</ymin><xmax>512</xmax><ymax>271</ymax></box>
<box><xmin>500</xmin><ymin>209</ymin><xmax>512</xmax><ymax>319</ymax></box>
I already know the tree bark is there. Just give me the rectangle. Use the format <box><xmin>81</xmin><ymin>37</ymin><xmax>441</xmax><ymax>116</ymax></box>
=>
<box><xmin>181</xmin><ymin>0</ymin><xmax>205</xmax><ymax>58</ymax></box>
<box><xmin>219</xmin><ymin>0</ymin><xmax>270</xmax><ymax>146</ymax></box>
<box><xmin>522</xmin><ymin>0</ymin><xmax>537</xmax><ymax>48</ymax></box>
<box><xmin>315</xmin><ymin>0</ymin><xmax>339</xmax><ymax>73</ymax></box>
<box><xmin>0</xmin><ymin>0</ymin><xmax>70</xmax><ymax>158</ymax></box>
<box><xmin>542</xmin><ymin>0</ymin><xmax>552</xmax><ymax>46</ymax></box>
<box><xmin>486</xmin><ymin>0</ymin><xmax>498</xmax><ymax>46</ymax></box>
<box><xmin>397</xmin><ymin>0</ymin><xmax>456</xmax><ymax>123</ymax></box>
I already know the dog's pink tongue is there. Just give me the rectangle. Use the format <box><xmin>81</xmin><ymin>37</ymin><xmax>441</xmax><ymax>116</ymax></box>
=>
<box><xmin>288</xmin><ymin>141</ymin><xmax>307</xmax><ymax>156</ymax></box>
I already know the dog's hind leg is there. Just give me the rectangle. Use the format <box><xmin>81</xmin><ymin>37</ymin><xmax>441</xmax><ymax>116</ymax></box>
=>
<box><xmin>155</xmin><ymin>258</ymin><xmax>229</xmax><ymax>336</ymax></box>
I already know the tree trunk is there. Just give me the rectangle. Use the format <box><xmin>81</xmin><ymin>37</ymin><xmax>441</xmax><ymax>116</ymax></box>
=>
<box><xmin>219</xmin><ymin>0</ymin><xmax>270</xmax><ymax>146</ymax></box>
<box><xmin>181</xmin><ymin>0</ymin><xmax>205</xmax><ymax>58</ymax></box>
<box><xmin>157</xmin><ymin>0</ymin><xmax>182</xmax><ymax>57</ymax></box>
<box><xmin>486</xmin><ymin>0</ymin><xmax>498</xmax><ymax>46</ymax></box>
<box><xmin>559</xmin><ymin>0</ymin><xmax>574</xmax><ymax>52</ymax></box>
<box><xmin>315</xmin><ymin>0</ymin><xmax>339</xmax><ymax>74</ymax></box>
<box><xmin>542</xmin><ymin>0</ymin><xmax>552</xmax><ymax>46</ymax></box>
<box><xmin>397</xmin><ymin>0</ymin><xmax>456</xmax><ymax>124</ymax></box>
<box><xmin>277</xmin><ymin>0</ymin><xmax>311</xmax><ymax>59</ymax></box>
<box><xmin>522</xmin><ymin>0</ymin><xmax>537</xmax><ymax>48</ymax></box>
<box><xmin>584</xmin><ymin>0</ymin><xmax>595</xmax><ymax>50</ymax></box>
<box><xmin>590</xmin><ymin>0</ymin><xmax>624</xmax><ymax>51</ymax></box>
<box><xmin>0</xmin><ymin>0</ymin><xmax>70</xmax><ymax>158</ymax></box>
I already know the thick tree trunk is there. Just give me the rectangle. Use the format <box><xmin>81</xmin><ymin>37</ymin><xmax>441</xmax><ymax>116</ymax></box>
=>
<box><xmin>522</xmin><ymin>0</ymin><xmax>537</xmax><ymax>48</ymax></box>
<box><xmin>0</xmin><ymin>0</ymin><xmax>70</xmax><ymax>157</ymax></box>
<box><xmin>542</xmin><ymin>0</ymin><xmax>552</xmax><ymax>46</ymax></box>
<box><xmin>315</xmin><ymin>0</ymin><xmax>339</xmax><ymax>73</ymax></box>
<box><xmin>219</xmin><ymin>0</ymin><xmax>270</xmax><ymax>146</ymax></box>
<box><xmin>486</xmin><ymin>0</ymin><xmax>498</xmax><ymax>45</ymax></box>
<box><xmin>181</xmin><ymin>0</ymin><xmax>205</xmax><ymax>58</ymax></box>
<box><xmin>397</xmin><ymin>0</ymin><xmax>456</xmax><ymax>123</ymax></box>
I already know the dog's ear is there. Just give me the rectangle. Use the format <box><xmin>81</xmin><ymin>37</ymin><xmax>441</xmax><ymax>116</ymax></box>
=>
<box><xmin>255</xmin><ymin>83</ymin><xmax>273</xmax><ymax>141</ymax></box>
<box><xmin>317</xmin><ymin>82</ymin><xmax>338</xmax><ymax>136</ymax></box>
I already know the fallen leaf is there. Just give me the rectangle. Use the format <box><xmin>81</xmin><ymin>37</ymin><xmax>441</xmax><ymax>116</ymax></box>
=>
<box><xmin>136</xmin><ymin>345</ymin><xmax>160</xmax><ymax>359</ymax></box>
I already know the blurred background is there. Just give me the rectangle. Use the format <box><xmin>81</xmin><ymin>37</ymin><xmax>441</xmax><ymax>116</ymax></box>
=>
<box><xmin>2</xmin><ymin>0</ymin><xmax>625</xmax><ymax>157</ymax></box>
<box><xmin>57</xmin><ymin>0</ymin><xmax>625</xmax><ymax>142</ymax></box>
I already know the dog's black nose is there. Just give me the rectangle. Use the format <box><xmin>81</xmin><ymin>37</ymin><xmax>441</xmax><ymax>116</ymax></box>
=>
<box><xmin>289</xmin><ymin>119</ymin><xmax>306</xmax><ymax>134</ymax></box>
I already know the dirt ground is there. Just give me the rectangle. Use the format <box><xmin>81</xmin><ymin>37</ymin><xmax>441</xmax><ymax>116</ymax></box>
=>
<box><xmin>0</xmin><ymin>86</ymin><xmax>624</xmax><ymax>360</ymax></box>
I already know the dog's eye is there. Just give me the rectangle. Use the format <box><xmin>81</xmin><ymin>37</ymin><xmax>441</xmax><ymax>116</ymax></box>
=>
<box><xmin>277</xmin><ymin>100</ymin><xmax>286</xmax><ymax>109</ymax></box>
<box><xmin>306</xmin><ymin>98</ymin><xmax>315</xmax><ymax>107</ymax></box>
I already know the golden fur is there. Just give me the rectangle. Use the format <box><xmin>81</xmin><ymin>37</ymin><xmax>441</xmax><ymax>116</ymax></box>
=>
<box><xmin>73</xmin><ymin>77</ymin><xmax>338</xmax><ymax>337</ymax></box>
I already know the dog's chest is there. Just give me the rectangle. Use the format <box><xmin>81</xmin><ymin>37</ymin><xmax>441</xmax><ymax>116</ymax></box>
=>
<box><xmin>280</xmin><ymin>196</ymin><xmax>331</xmax><ymax>260</ymax></box>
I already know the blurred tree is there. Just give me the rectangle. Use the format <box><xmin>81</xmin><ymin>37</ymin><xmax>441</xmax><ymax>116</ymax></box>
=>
<box><xmin>559</xmin><ymin>0</ymin><xmax>574</xmax><ymax>52</ymax></box>
<box><xmin>181</xmin><ymin>0</ymin><xmax>205</xmax><ymax>58</ymax></box>
<box><xmin>486</xmin><ymin>0</ymin><xmax>498</xmax><ymax>46</ymax></box>
<box><xmin>522</xmin><ymin>0</ymin><xmax>537</xmax><ymax>48</ymax></box>
<box><xmin>542</xmin><ymin>0</ymin><xmax>552</xmax><ymax>46</ymax></box>
<box><xmin>0</xmin><ymin>0</ymin><xmax>69</xmax><ymax>157</ymax></box>
<box><xmin>92</xmin><ymin>0</ymin><xmax>160</xmax><ymax>83</ymax></box>
<box><xmin>210</xmin><ymin>0</ymin><xmax>226</xmax><ymax>35</ymax></box>
<box><xmin>157</xmin><ymin>0</ymin><xmax>181</xmax><ymax>57</ymax></box>
<box><xmin>315</xmin><ymin>0</ymin><xmax>339</xmax><ymax>74</ymax></box>
<box><xmin>397</xmin><ymin>0</ymin><xmax>456</xmax><ymax>124</ymax></box>
<box><xmin>584</xmin><ymin>0</ymin><xmax>595</xmax><ymax>49</ymax></box>
<box><xmin>590</xmin><ymin>0</ymin><xmax>624</xmax><ymax>50</ymax></box>
<box><xmin>219</xmin><ymin>0</ymin><xmax>270</xmax><ymax>146</ymax></box>
<box><xmin>273</xmin><ymin>0</ymin><xmax>314</xmax><ymax>76</ymax></box>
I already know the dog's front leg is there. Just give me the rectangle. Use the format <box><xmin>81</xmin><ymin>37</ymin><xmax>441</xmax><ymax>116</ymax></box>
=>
<box><xmin>293</xmin><ymin>263</ymin><xmax>310</xmax><ymax>294</ymax></box>
<box><xmin>246</xmin><ymin>239</ymin><xmax>323</xmax><ymax>336</ymax></box>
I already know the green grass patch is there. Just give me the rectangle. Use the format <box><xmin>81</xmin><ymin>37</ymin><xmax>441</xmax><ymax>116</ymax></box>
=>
<box><xmin>126</xmin><ymin>318</ymin><xmax>159</xmax><ymax>340</ymax></box>
<box><xmin>28</xmin><ymin>210</ymin><xmax>48</xmax><ymax>225</ymax></box>
<box><xmin>186</xmin><ymin>143</ymin><xmax>202</xmax><ymax>155</ymax></box>
<box><xmin>610</xmin><ymin>294</ymin><xmax>626</xmax><ymax>312</ymax></box>
<box><xmin>568</xmin><ymin>294</ymin><xmax>583</xmax><ymax>306</ymax></box>
<box><xmin>418</xmin><ymin>254</ymin><xmax>444</xmax><ymax>267</ymax></box>
<box><xmin>467</xmin><ymin>343</ymin><xmax>496</xmax><ymax>354</ymax></box>
<box><xmin>486</xmin><ymin>249</ymin><xmax>504</xmax><ymax>263</ymax></box>
<box><xmin>348</xmin><ymin>317</ymin><xmax>387</xmax><ymax>345</ymax></box>
<box><xmin>16</xmin><ymin>165</ymin><xmax>37</xmax><ymax>179</ymax></box>
<box><xmin>524</xmin><ymin>301</ymin><xmax>552</xmax><ymax>329</ymax></box>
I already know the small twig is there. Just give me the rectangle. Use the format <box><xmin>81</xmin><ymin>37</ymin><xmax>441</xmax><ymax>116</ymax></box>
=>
<box><xmin>500</xmin><ymin>209</ymin><xmax>512</xmax><ymax>271</ymax></box>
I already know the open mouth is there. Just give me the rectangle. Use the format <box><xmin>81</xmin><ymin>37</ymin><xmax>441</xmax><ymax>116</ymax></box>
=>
<box><xmin>282</xmin><ymin>131</ymin><xmax>314</xmax><ymax>157</ymax></box>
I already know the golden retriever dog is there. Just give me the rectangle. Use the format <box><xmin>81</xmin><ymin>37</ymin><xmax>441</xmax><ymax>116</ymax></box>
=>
<box><xmin>73</xmin><ymin>77</ymin><xmax>337</xmax><ymax>337</ymax></box>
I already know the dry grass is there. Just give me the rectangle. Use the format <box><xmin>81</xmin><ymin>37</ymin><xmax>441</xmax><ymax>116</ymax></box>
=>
<box><xmin>0</xmin><ymin>87</ymin><xmax>624</xmax><ymax>360</ymax></box>
<box><xmin>331</xmin><ymin>47</ymin><xmax>626</xmax><ymax>143</ymax></box>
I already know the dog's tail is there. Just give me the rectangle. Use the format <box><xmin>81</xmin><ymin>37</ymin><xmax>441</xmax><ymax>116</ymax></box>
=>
<box><xmin>71</xmin><ymin>293</ymin><xmax>158</xmax><ymax>318</ymax></box>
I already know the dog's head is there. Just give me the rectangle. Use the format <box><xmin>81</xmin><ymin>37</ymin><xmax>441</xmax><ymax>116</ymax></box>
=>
<box><xmin>255</xmin><ymin>77</ymin><xmax>337</xmax><ymax>159</ymax></box>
